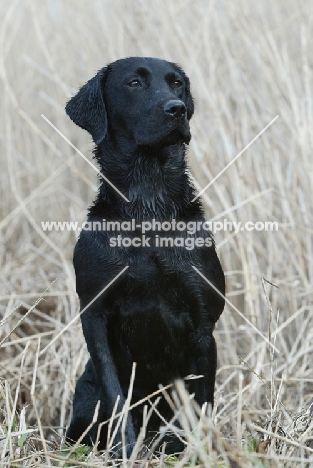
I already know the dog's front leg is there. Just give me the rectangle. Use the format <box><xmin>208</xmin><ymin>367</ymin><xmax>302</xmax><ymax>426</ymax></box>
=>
<box><xmin>81</xmin><ymin>303</ymin><xmax>136</xmax><ymax>455</ymax></box>
<box><xmin>192</xmin><ymin>332</ymin><xmax>217</xmax><ymax>410</ymax></box>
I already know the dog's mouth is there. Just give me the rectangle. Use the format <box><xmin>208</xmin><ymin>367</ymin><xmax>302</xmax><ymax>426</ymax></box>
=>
<box><xmin>161</xmin><ymin>128</ymin><xmax>191</xmax><ymax>146</ymax></box>
<box><xmin>137</xmin><ymin>123</ymin><xmax>191</xmax><ymax>147</ymax></box>
<box><xmin>165</xmin><ymin>117</ymin><xmax>192</xmax><ymax>145</ymax></box>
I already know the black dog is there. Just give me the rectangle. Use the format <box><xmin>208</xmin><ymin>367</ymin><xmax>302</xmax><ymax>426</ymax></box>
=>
<box><xmin>65</xmin><ymin>57</ymin><xmax>225</xmax><ymax>456</ymax></box>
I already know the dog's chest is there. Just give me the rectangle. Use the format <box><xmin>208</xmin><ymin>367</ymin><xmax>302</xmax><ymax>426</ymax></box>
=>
<box><xmin>126</xmin><ymin>241</ymin><xmax>197</xmax><ymax>276</ymax></box>
<box><xmin>110</xmin><ymin>247</ymin><xmax>200</xmax><ymax>329</ymax></box>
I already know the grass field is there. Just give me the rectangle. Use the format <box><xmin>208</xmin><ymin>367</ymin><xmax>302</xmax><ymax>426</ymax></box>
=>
<box><xmin>0</xmin><ymin>0</ymin><xmax>312</xmax><ymax>466</ymax></box>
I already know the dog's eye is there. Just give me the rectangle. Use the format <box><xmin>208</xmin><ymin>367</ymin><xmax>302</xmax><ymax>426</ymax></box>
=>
<box><xmin>173</xmin><ymin>80</ymin><xmax>183</xmax><ymax>88</ymax></box>
<box><xmin>128</xmin><ymin>79</ymin><xmax>142</xmax><ymax>88</ymax></box>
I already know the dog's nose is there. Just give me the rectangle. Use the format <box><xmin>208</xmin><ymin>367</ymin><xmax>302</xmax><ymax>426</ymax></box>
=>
<box><xmin>164</xmin><ymin>100</ymin><xmax>186</xmax><ymax>119</ymax></box>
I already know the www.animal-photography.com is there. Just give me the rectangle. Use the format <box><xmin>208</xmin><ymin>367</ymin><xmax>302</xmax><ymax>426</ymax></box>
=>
<box><xmin>0</xmin><ymin>1</ymin><xmax>312</xmax><ymax>467</ymax></box>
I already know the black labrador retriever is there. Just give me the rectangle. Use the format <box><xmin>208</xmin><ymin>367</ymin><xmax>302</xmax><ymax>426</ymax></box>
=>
<box><xmin>65</xmin><ymin>57</ymin><xmax>225</xmax><ymax>456</ymax></box>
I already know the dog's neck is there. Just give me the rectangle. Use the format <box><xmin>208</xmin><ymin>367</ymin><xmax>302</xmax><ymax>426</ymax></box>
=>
<box><xmin>91</xmin><ymin>139</ymin><xmax>202</xmax><ymax>221</ymax></box>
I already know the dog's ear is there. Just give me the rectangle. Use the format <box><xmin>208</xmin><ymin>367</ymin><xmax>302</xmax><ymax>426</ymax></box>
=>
<box><xmin>65</xmin><ymin>67</ymin><xmax>110</xmax><ymax>144</ymax></box>
<box><xmin>173</xmin><ymin>64</ymin><xmax>194</xmax><ymax>120</ymax></box>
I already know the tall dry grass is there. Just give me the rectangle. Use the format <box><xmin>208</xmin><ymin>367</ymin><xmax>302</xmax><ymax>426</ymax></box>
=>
<box><xmin>0</xmin><ymin>0</ymin><xmax>312</xmax><ymax>466</ymax></box>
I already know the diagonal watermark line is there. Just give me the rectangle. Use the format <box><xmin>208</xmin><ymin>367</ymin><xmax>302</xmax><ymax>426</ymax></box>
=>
<box><xmin>39</xmin><ymin>266</ymin><xmax>129</xmax><ymax>356</ymax></box>
<box><xmin>192</xmin><ymin>266</ymin><xmax>280</xmax><ymax>353</ymax></box>
<box><xmin>41</xmin><ymin>114</ymin><xmax>130</xmax><ymax>202</ymax></box>
<box><xmin>192</xmin><ymin>115</ymin><xmax>279</xmax><ymax>202</ymax></box>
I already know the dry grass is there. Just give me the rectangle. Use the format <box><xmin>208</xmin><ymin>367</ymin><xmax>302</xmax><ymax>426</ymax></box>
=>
<box><xmin>0</xmin><ymin>0</ymin><xmax>312</xmax><ymax>466</ymax></box>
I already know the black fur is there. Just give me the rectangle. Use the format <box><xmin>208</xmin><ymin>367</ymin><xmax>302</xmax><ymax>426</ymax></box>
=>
<box><xmin>65</xmin><ymin>57</ymin><xmax>225</xmax><ymax>457</ymax></box>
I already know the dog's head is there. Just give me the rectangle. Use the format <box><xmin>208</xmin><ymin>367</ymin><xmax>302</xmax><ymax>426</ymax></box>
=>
<box><xmin>65</xmin><ymin>57</ymin><xmax>194</xmax><ymax>147</ymax></box>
